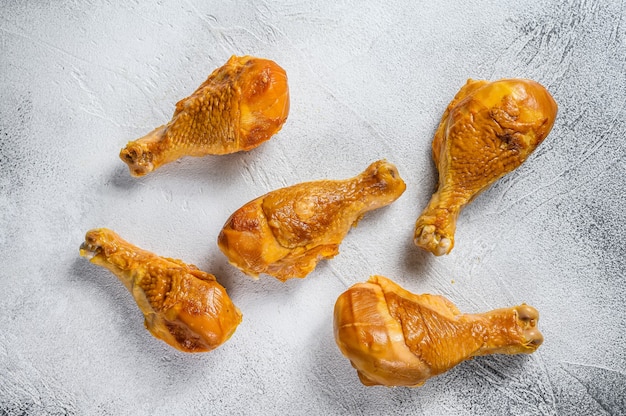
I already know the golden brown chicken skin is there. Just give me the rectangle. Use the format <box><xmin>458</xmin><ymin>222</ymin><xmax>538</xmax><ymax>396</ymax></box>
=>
<box><xmin>120</xmin><ymin>55</ymin><xmax>290</xmax><ymax>176</ymax></box>
<box><xmin>80</xmin><ymin>228</ymin><xmax>242</xmax><ymax>353</ymax></box>
<box><xmin>334</xmin><ymin>275</ymin><xmax>543</xmax><ymax>387</ymax></box>
<box><xmin>415</xmin><ymin>78</ymin><xmax>557</xmax><ymax>255</ymax></box>
<box><xmin>218</xmin><ymin>160</ymin><xmax>406</xmax><ymax>281</ymax></box>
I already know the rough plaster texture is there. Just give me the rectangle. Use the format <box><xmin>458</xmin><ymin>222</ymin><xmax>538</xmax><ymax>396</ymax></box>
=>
<box><xmin>1</xmin><ymin>0</ymin><xmax>625</xmax><ymax>415</ymax></box>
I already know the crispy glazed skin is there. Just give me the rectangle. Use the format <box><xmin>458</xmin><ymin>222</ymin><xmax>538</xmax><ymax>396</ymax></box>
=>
<box><xmin>120</xmin><ymin>55</ymin><xmax>290</xmax><ymax>176</ymax></box>
<box><xmin>79</xmin><ymin>228</ymin><xmax>242</xmax><ymax>353</ymax></box>
<box><xmin>415</xmin><ymin>79</ymin><xmax>557</xmax><ymax>255</ymax></box>
<box><xmin>218</xmin><ymin>161</ymin><xmax>406</xmax><ymax>281</ymax></box>
<box><xmin>334</xmin><ymin>275</ymin><xmax>543</xmax><ymax>387</ymax></box>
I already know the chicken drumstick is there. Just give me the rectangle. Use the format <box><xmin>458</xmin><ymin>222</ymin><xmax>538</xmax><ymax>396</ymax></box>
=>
<box><xmin>80</xmin><ymin>228</ymin><xmax>242</xmax><ymax>353</ymax></box>
<box><xmin>120</xmin><ymin>55</ymin><xmax>289</xmax><ymax>176</ymax></box>
<box><xmin>218</xmin><ymin>160</ymin><xmax>406</xmax><ymax>281</ymax></box>
<box><xmin>334</xmin><ymin>275</ymin><xmax>543</xmax><ymax>387</ymax></box>
<box><xmin>415</xmin><ymin>78</ymin><xmax>557</xmax><ymax>255</ymax></box>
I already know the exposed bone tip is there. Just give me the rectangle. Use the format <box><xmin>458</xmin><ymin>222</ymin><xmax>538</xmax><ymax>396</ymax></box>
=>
<box><xmin>514</xmin><ymin>304</ymin><xmax>543</xmax><ymax>349</ymax></box>
<box><xmin>415</xmin><ymin>224</ymin><xmax>435</xmax><ymax>245</ymax></box>
<box><xmin>80</xmin><ymin>229</ymin><xmax>115</xmax><ymax>259</ymax></box>
<box><xmin>119</xmin><ymin>143</ymin><xmax>155</xmax><ymax>177</ymax></box>
<box><xmin>414</xmin><ymin>225</ymin><xmax>452</xmax><ymax>256</ymax></box>
<box><xmin>79</xmin><ymin>241</ymin><xmax>99</xmax><ymax>259</ymax></box>
<box><xmin>525</xmin><ymin>328</ymin><xmax>544</xmax><ymax>348</ymax></box>
<box><xmin>515</xmin><ymin>304</ymin><xmax>539</xmax><ymax>322</ymax></box>
<box><xmin>361</xmin><ymin>159</ymin><xmax>404</xmax><ymax>188</ymax></box>
<box><xmin>434</xmin><ymin>237</ymin><xmax>452</xmax><ymax>256</ymax></box>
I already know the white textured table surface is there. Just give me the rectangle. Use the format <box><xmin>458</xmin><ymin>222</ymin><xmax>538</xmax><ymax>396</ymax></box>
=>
<box><xmin>1</xmin><ymin>1</ymin><xmax>625</xmax><ymax>415</ymax></box>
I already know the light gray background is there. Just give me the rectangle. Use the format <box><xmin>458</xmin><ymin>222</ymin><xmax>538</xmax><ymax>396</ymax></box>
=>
<box><xmin>1</xmin><ymin>1</ymin><xmax>625</xmax><ymax>415</ymax></box>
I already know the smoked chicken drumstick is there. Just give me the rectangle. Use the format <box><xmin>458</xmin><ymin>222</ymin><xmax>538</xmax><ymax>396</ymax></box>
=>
<box><xmin>218</xmin><ymin>160</ymin><xmax>406</xmax><ymax>281</ymax></box>
<box><xmin>120</xmin><ymin>55</ymin><xmax>289</xmax><ymax>176</ymax></box>
<box><xmin>415</xmin><ymin>78</ymin><xmax>557</xmax><ymax>255</ymax></box>
<box><xmin>80</xmin><ymin>228</ymin><xmax>242</xmax><ymax>353</ymax></box>
<box><xmin>334</xmin><ymin>275</ymin><xmax>543</xmax><ymax>387</ymax></box>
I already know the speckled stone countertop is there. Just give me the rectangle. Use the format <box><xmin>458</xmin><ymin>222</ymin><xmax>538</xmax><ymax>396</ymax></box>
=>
<box><xmin>1</xmin><ymin>1</ymin><xmax>625</xmax><ymax>415</ymax></box>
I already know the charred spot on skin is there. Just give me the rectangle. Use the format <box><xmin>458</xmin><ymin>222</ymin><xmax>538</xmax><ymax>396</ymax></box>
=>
<box><xmin>229</xmin><ymin>212</ymin><xmax>260</xmax><ymax>232</ymax></box>
<box><xmin>165</xmin><ymin>320</ymin><xmax>205</xmax><ymax>352</ymax></box>
<box><xmin>497</xmin><ymin>131</ymin><xmax>523</xmax><ymax>151</ymax></box>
